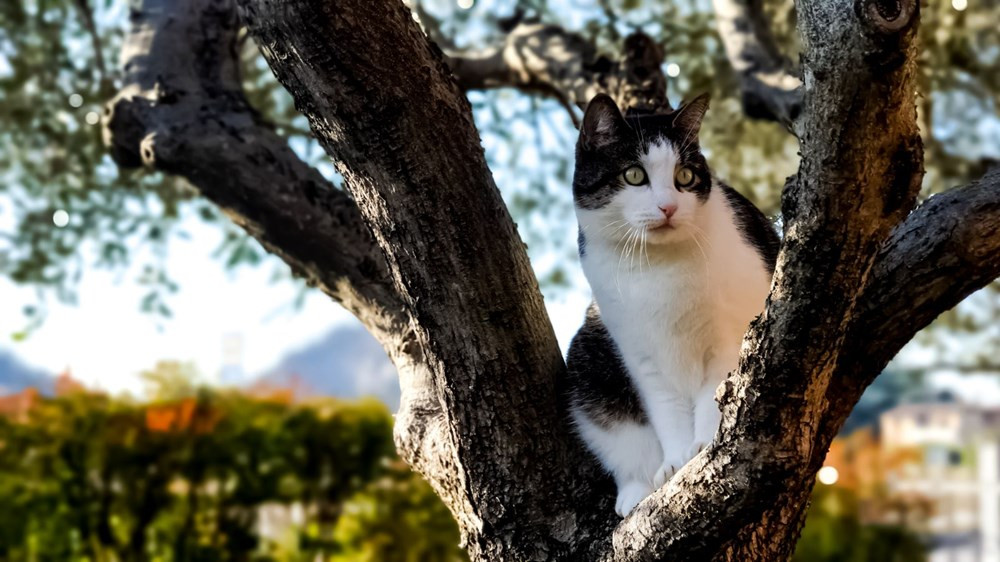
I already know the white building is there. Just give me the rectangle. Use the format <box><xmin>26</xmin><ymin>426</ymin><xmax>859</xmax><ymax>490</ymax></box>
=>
<box><xmin>880</xmin><ymin>402</ymin><xmax>1000</xmax><ymax>562</ymax></box>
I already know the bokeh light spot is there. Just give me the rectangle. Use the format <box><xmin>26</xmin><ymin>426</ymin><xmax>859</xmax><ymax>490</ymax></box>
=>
<box><xmin>817</xmin><ymin>466</ymin><xmax>839</xmax><ymax>485</ymax></box>
<box><xmin>52</xmin><ymin>210</ymin><xmax>70</xmax><ymax>228</ymax></box>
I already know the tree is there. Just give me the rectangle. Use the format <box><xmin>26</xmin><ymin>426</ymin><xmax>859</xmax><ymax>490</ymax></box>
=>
<box><xmin>0</xmin><ymin>0</ymin><xmax>991</xmax><ymax>558</ymax></box>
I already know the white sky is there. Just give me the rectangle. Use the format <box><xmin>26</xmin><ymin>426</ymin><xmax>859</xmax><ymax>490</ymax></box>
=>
<box><xmin>0</xmin><ymin>206</ymin><xmax>592</xmax><ymax>396</ymax></box>
<box><xmin>0</xmin><ymin>216</ymin><xmax>346</xmax><ymax>395</ymax></box>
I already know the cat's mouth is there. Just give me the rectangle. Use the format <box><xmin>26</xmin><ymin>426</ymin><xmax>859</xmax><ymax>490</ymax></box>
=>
<box><xmin>647</xmin><ymin>222</ymin><xmax>674</xmax><ymax>232</ymax></box>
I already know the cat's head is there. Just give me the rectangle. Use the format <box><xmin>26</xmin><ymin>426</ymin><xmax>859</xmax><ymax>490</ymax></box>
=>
<box><xmin>573</xmin><ymin>93</ymin><xmax>711</xmax><ymax>247</ymax></box>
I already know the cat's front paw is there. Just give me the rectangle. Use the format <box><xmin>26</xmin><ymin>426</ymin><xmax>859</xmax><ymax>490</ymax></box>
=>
<box><xmin>652</xmin><ymin>460</ymin><xmax>680</xmax><ymax>489</ymax></box>
<box><xmin>615</xmin><ymin>481</ymin><xmax>653</xmax><ymax>517</ymax></box>
<box><xmin>687</xmin><ymin>440</ymin><xmax>710</xmax><ymax>460</ymax></box>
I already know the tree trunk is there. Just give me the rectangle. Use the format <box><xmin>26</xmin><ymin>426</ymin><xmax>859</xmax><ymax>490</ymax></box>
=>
<box><xmin>104</xmin><ymin>0</ymin><xmax>1000</xmax><ymax>559</ymax></box>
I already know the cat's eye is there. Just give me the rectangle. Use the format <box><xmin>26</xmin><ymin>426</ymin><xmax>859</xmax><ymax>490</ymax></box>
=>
<box><xmin>675</xmin><ymin>166</ymin><xmax>695</xmax><ymax>188</ymax></box>
<box><xmin>623</xmin><ymin>166</ymin><xmax>648</xmax><ymax>186</ymax></box>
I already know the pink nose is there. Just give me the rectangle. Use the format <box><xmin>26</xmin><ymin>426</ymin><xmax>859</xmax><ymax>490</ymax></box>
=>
<box><xmin>659</xmin><ymin>204</ymin><xmax>678</xmax><ymax>219</ymax></box>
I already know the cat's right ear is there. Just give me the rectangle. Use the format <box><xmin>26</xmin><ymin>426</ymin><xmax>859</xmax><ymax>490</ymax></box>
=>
<box><xmin>580</xmin><ymin>94</ymin><xmax>625</xmax><ymax>150</ymax></box>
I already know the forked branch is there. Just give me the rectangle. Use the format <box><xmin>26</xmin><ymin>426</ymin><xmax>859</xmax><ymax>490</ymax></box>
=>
<box><xmin>105</xmin><ymin>0</ymin><xmax>1000</xmax><ymax>559</ymax></box>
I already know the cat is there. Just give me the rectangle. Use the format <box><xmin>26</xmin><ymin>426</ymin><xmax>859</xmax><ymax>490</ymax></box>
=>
<box><xmin>565</xmin><ymin>93</ymin><xmax>779</xmax><ymax>517</ymax></box>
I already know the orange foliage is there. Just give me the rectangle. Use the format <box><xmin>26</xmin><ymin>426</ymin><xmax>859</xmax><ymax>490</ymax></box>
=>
<box><xmin>145</xmin><ymin>398</ymin><xmax>221</xmax><ymax>433</ymax></box>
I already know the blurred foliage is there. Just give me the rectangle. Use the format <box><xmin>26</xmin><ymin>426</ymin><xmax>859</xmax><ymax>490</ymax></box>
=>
<box><xmin>0</xmin><ymin>390</ymin><xmax>466</xmax><ymax>562</ymax></box>
<box><xmin>0</xmin><ymin>0</ymin><xmax>317</xmax><ymax>329</ymax></box>
<box><xmin>1</xmin><ymin>0</ymin><xmax>998</xmax><ymax>328</ymax></box>
<box><xmin>795</xmin><ymin>485</ymin><xmax>927</xmax><ymax>562</ymax></box>
<box><xmin>0</xmin><ymin>380</ymin><xmax>930</xmax><ymax>562</ymax></box>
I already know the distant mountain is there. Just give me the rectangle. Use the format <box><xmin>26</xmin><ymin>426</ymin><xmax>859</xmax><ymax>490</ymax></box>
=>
<box><xmin>0</xmin><ymin>351</ymin><xmax>54</xmax><ymax>395</ymax></box>
<box><xmin>254</xmin><ymin>325</ymin><xmax>399</xmax><ymax>409</ymax></box>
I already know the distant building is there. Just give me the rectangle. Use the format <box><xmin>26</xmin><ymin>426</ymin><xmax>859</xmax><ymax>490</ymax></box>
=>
<box><xmin>244</xmin><ymin>372</ymin><xmax>308</xmax><ymax>404</ymax></box>
<box><xmin>879</xmin><ymin>401</ymin><xmax>1000</xmax><ymax>562</ymax></box>
<box><xmin>881</xmin><ymin>402</ymin><xmax>1000</xmax><ymax>450</ymax></box>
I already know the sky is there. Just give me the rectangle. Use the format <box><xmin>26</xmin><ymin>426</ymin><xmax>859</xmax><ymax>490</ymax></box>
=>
<box><xmin>1</xmin><ymin>0</ymin><xmax>997</xmax><ymax>401</ymax></box>
<box><xmin>0</xmin><ymin>203</ymin><xmax>592</xmax><ymax>396</ymax></box>
<box><xmin>0</xmin><ymin>213</ymin><xmax>346</xmax><ymax>395</ymax></box>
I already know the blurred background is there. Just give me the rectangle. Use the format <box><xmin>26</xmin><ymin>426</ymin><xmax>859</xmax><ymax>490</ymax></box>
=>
<box><xmin>0</xmin><ymin>0</ymin><xmax>998</xmax><ymax>560</ymax></box>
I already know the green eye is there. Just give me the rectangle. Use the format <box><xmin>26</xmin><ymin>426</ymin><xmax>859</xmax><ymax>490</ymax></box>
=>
<box><xmin>675</xmin><ymin>166</ymin><xmax>695</xmax><ymax>187</ymax></box>
<box><xmin>623</xmin><ymin>166</ymin><xmax>648</xmax><ymax>186</ymax></box>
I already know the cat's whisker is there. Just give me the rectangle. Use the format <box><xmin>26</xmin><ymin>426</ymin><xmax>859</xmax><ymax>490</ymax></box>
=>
<box><xmin>688</xmin><ymin>229</ymin><xmax>712</xmax><ymax>285</ymax></box>
<box><xmin>642</xmin><ymin>229</ymin><xmax>651</xmax><ymax>270</ymax></box>
<box><xmin>614</xmin><ymin>227</ymin><xmax>634</xmax><ymax>298</ymax></box>
<box><xmin>625</xmin><ymin>228</ymin><xmax>640</xmax><ymax>282</ymax></box>
<box><xmin>614</xmin><ymin>228</ymin><xmax>631</xmax><ymax>297</ymax></box>
<box><xmin>639</xmin><ymin>228</ymin><xmax>646</xmax><ymax>273</ymax></box>
<box><xmin>688</xmin><ymin>223</ymin><xmax>715</xmax><ymax>251</ymax></box>
<box><xmin>599</xmin><ymin>219</ymin><xmax>627</xmax><ymax>234</ymax></box>
<box><xmin>602</xmin><ymin>221</ymin><xmax>629</xmax><ymax>238</ymax></box>
<box><xmin>627</xmin><ymin>228</ymin><xmax>641</xmax><ymax>287</ymax></box>
<box><xmin>613</xmin><ymin>226</ymin><xmax>632</xmax><ymax>256</ymax></box>
<box><xmin>628</xmin><ymin>229</ymin><xmax>638</xmax><ymax>273</ymax></box>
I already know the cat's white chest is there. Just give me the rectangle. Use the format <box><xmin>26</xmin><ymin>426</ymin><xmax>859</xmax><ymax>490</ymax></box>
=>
<box><xmin>582</xmin><ymin>251</ymin><xmax>716</xmax><ymax>395</ymax></box>
<box><xmin>578</xmin><ymin>191</ymin><xmax>773</xmax><ymax>397</ymax></box>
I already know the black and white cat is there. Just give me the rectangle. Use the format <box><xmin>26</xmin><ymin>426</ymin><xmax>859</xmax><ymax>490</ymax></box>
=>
<box><xmin>566</xmin><ymin>94</ymin><xmax>779</xmax><ymax>516</ymax></box>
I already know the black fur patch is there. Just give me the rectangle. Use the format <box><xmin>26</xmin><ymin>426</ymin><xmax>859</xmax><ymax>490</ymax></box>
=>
<box><xmin>566</xmin><ymin>303</ymin><xmax>647</xmax><ymax>427</ymax></box>
<box><xmin>719</xmin><ymin>184</ymin><xmax>780</xmax><ymax>273</ymax></box>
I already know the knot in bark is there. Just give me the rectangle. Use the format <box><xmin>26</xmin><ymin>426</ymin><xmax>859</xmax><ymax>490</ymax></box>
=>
<box><xmin>103</xmin><ymin>95</ymin><xmax>154</xmax><ymax>169</ymax></box>
<box><xmin>855</xmin><ymin>0</ymin><xmax>917</xmax><ymax>35</ymax></box>
<box><xmin>139</xmin><ymin>132</ymin><xmax>159</xmax><ymax>167</ymax></box>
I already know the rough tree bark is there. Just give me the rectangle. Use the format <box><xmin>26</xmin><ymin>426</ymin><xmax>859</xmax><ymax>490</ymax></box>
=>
<box><xmin>103</xmin><ymin>0</ymin><xmax>1000</xmax><ymax>560</ymax></box>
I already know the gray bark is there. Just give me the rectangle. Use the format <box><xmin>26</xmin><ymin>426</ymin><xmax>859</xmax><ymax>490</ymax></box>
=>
<box><xmin>711</xmin><ymin>0</ymin><xmax>802</xmax><ymax>126</ymax></box>
<box><xmin>445</xmin><ymin>6</ymin><xmax>801</xmax><ymax>125</ymax></box>
<box><xmin>103</xmin><ymin>0</ymin><xmax>1000</xmax><ymax>560</ymax></box>
<box><xmin>103</xmin><ymin>0</ymin><xmax>404</xmax><ymax>344</ymax></box>
<box><xmin>446</xmin><ymin>23</ymin><xmax>673</xmax><ymax>114</ymax></box>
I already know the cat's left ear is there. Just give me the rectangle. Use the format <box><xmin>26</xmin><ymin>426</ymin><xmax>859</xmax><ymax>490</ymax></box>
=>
<box><xmin>672</xmin><ymin>93</ymin><xmax>710</xmax><ymax>138</ymax></box>
<box><xmin>579</xmin><ymin>94</ymin><xmax>626</xmax><ymax>150</ymax></box>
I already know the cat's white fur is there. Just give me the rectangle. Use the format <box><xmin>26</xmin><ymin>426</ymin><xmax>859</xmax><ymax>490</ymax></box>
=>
<box><xmin>576</xmin><ymin>141</ymin><xmax>772</xmax><ymax>515</ymax></box>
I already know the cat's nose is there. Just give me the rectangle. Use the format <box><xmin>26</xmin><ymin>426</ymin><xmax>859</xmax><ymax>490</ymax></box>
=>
<box><xmin>658</xmin><ymin>204</ymin><xmax>678</xmax><ymax>219</ymax></box>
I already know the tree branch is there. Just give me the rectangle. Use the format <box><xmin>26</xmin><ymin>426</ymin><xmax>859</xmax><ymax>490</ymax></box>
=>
<box><xmin>862</xmin><ymin>169</ymin><xmax>1000</xmax><ymax>363</ymax></box>
<box><xmin>444</xmin><ymin>4</ymin><xmax>802</xmax><ymax>126</ymax></box>
<box><xmin>712</xmin><ymin>0</ymin><xmax>802</xmax><ymax>127</ymax></box>
<box><xmin>822</xmin><ymin>168</ymin><xmax>1000</xmax><ymax>429</ymax></box>
<box><xmin>103</xmin><ymin>0</ymin><xmax>404</xmax><ymax>342</ymax></box>
<box><xmin>72</xmin><ymin>0</ymin><xmax>112</xmax><ymax>95</ymax></box>
<box><xmin>445</xmin><ymin>23</ymin><xmax>672</xmax><ymax>113</ymax></box>
<box><xmin>235</xmin><ymin>0</ymin><xmax>619</xmax><ymax>558</ymax></box>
